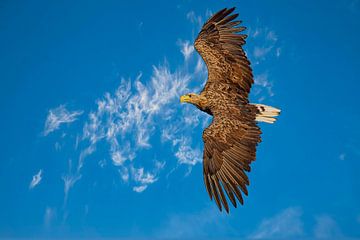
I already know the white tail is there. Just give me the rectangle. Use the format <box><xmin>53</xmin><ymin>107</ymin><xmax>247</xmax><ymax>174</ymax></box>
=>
<box><xmin>253</xmin><ymin>104</ymin><xmax>281</xmax><ymax>124</ymax></box>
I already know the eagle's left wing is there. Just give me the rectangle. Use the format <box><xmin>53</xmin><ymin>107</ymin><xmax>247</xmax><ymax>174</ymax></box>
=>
<box><xmin>202</xmin><ymin>113</ymin><xmax>261</xmax><ymax>213</ymax></box>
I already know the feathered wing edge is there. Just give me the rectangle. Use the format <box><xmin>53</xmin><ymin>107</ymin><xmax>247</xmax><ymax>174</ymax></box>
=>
<box><xmin>202</xmin><ymin>115</ymin><xmax>261</xmax><ymax>213</ymax></box>
<box><xmin>195</xmin><ymin>7</ymin><xmax>254</xmax><ymax>103</ymax></box>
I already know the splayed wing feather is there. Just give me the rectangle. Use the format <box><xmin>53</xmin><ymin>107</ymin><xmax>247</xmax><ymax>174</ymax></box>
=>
<box><xmin>195</xmin><ymin>7</ymin><xmax>253</xmax><ymax>104</ymax></box>
<box><xmin>202</xmin><ymin>112</ymin><xmax>261</xmax><ymax>212</ymax></box>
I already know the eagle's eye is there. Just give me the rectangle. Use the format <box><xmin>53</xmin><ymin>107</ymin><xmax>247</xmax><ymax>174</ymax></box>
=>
<box><xmin>189</xmin><ymin>94</ymin><xmax>192</xmax><ymax>98</ymax></box>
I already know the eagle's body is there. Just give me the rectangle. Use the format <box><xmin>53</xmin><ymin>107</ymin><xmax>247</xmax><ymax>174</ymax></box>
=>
<box><xmin>180</xmin><ymin>8</ymin><xmax>281</xmax><ymax>213</ymax></box>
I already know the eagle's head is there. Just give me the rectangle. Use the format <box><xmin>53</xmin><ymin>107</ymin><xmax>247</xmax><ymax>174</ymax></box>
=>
<box><xmin>180</xmin><ymin>93</ymin><xmax>210</xmax><ymax>113</ymax></box>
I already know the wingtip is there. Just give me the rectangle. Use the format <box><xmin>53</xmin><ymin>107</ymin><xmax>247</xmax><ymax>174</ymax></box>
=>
<box><xmin>225</xmin><ymin>208</ymin><xmax>230</xmax><ymax>214</ymax></box>
<box><xmin>224</xmin><ymin>7</ymin><xmax>236</xmax><ymax>16</ymax></box>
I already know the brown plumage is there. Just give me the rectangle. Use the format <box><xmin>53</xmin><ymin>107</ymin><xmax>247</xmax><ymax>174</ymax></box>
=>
<box><xmin>180</xmin><ymin>7</ymin><xmax>281</xmax><ymax>213</ymax></box>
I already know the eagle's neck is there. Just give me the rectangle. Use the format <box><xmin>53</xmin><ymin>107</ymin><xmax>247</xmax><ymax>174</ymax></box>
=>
<box><xmin>196</xmin><ymin>94</ymin><xmax>212</xmax><ymax>115</ymax></box>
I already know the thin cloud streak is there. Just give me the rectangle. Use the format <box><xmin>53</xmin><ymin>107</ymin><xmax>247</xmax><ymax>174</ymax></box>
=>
<box><xmin>313</xmin><ymin>215</ymin><xmax>343</xmax><ymax>239</ymax></box>
<box><xmin>29</xmin><ymin>169</ymin><xmax>43</xmax><ymax>189</ymax></box>
<box><xmin>156</xmin><ymin>206</ymin><xmax>231</xmax><ymax>239</ymax></box>
<box><xmin>186</xmin><ymin>11</ymin><xmax>203</xmax><ymax>29</ymax></box>
<box><xmin>248</xmin><ymin>25</ymin><xmax>282</xmax><ymax>102</ymax></box>
<box><xmin>45</xmin><ymin>37</ymin><xmax>208</xmax><ymax>199</ymax></box>
<box><xmin>178</xmin><ymin>40</ymin><xmax>195</xmax><ymax>61</ymax></box>
<box><xmin>44</xmin><ymin>207</ymin><xmax>57</xmax><ymax>228</ymax></box>
<box><xmin>249</xmin><ymin>207</ymin><xmax>304</xmax><ymax>239</ymax></box>
<box><xmin>43</xmin><ymin>105</ymin><xmax>83</xmax><ymax>136</ymax></box>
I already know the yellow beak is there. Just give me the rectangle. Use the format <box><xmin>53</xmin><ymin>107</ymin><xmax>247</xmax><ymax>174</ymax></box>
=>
<box><xmin>180</xmin><ymin>95</ymin><xmax>190</xmax><ymax>103</ymax></box>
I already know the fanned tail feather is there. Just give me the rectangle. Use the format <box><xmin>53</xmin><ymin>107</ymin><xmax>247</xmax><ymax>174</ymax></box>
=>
<box><xmin>253</xmin><ymin>104</ymin><xmax>281</xmax><ymax>124</ymax></box>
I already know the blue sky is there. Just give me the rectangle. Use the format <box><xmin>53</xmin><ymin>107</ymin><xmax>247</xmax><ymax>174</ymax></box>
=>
<box><xmin>1</xmin><ymin>0</ymin><xmax>360</xmax><ymax>239</ymax></box>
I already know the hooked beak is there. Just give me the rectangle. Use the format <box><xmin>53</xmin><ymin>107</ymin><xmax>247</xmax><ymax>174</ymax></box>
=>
<box><xmin>180</xmin><ymin>95</ymin><xmax>190</xmax><ymax>103</ymax></box>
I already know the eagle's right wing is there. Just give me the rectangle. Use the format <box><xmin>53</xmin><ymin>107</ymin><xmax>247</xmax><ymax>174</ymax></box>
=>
<box><xmin>195</xmin><ymin>7</ymin><xmax>253</xmax><ymax>104</ymax></box>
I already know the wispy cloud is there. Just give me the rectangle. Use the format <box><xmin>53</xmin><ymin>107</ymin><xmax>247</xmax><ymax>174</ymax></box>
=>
<box><xmin>62</xmin><ymin>159</ymin><xmax>81</xmax><ymax>206</ymax></box>
<box><xmin>43</xmin><ymin>10</ymin><xmax>284</xmax><ymax>204</ymax></box>
<box><xmin>313</xmin><ymin>215</ymin><xmax>343</xmax><ymax>239</ymax></box>
<box><xmin>266</xmin><ymin>30</ymin><xmax>278</xmax><ymax>42</ymax></box>
<box><xmin>254</xmin><ymin>72</ymin><xmax>274</xmax><ymax>101</ymax></box>
<box><xmin>44</xmin><ymin>207</ymin><xmax>57</xmax><ymax>228</ymax></box>
<box><xmin>29</xmin><ymin>169</ymin><xmax>43</xmax><ymax>189</ymax></box>
<box><xmin>79</xmin><ymin>62</ymin><xmax>194</xmax><ymax>178</ymax></box>
<box><xmin>248</xmin><ymin>25</ymin><xmax>282</xmax><ymax>102</ymax></box>
<box><xmin>178</xmin><ymin>40</ymin><xmax>195</xmax><ymax>62</ymax></box>
<box><xmin>133</xmin><ymin>185</ymin><xmax>147</xmax><ymax>193</ymax></box>
<box><xmin>249</xmin><ymin>207</ymin><xmax>304</xmax><ymax>239</ymax></box>
<box><xmin>131</xmin><ymin>161</ymin><xmax>165</xmax><ymax>193</ymax></box>
<box><xmin>155</xmin><ymin>206</ymin><xmax>231</xmax><ymax>239</ymax></box>
<box><xmin>118</xmin><ymin>167</ymin><xmax>129</xmax><ymax>182</ymax></box>
<box><xmin>174</xmin><ymin>137</ymin><xmax>202</xmax><ymax>166</ymax></box>
<box><xmin>44</xmin><ymin>30</ymin><xmax>210</xmax><ymax>201</ymax></box>
<box><xmin>43</xmin><ymin>105</ymin><xmax>83</xmax><ymax>136</ymax></box>
<box><xmin>253</xmin><ymin>46</ymin><xmax>273</xmax><ymax>59</ymax></box>
<box><xmin>186</xmin><ymin>11</ymin><xmax>203</xmax><ymax>29</ymax></box>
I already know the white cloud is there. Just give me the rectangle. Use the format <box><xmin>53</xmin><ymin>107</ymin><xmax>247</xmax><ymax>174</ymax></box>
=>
<box><xmin>130</xmin><ymin>161</ymin><xmax>165</xmax><ymax>193</ymax></box>
<box><xmin>43</xmin><ymin>105</ymin><xmax>83</xmax><ymax>136</ymax></box>
<box><xmin>253</xmin><ymin>46</ymin><xmax>273</xmax><ymax>59</ymax></box>
<box><xmin>249</xmin><ymin>207</ymin><xmax>304</xmax><ymax>239</ymax></box>
<box><xmin>62</xmin><ymin>173</ymin><xmax>81</xmax><ymax>206</ymax></box>
<box><xmin>174</xmin><ymin>137</ymin><xmax>202</xmax><ymax>166</ymax></box>
<box><xmin>83</xmin><ymin>64</ymin><xmax>191</xmax><ymax>151</ymax></box>
<box><xmin>276</xmin><ymin>47</ymin><xmax>281</xmax><ymax>57</ymax></box>
<box><xmin>186</xmin><ymin>11</ymin><xmax>203</xmax><ymax>29</ymax></box>
<box><xmin>48</xmin><ymin>56</ymin><xmax>204</xmax><ymax>199</ymax></box>
<box><xmin>44</xmin><ymin>10</ymin><xmax>214</xmax><ymax>200</ymax></box>
<box><xmin>313</xmin><ymin>215</ymin><xmax>343</xmax><ymax>239</ymax></box>
<box><xmin>44</xmin><ymin>207</ymin><xmax>56</xmax><ymax>227</ymax></box>
<box><xmin>254</xmin><ymin>73</ymin><xmax>274</xmax><ymax>99</ymax></box>
<box><xmin>98</xmin><ymin>159</ymin><xmax>106</xmax><ymax>168</ymax></box>
<box><xmin>249</xmin><ymin>27</ymin><xmax>281</xmax><ymax>61</ymax></box>
<box><xmin>119</xmin><ymin>167</ymin><xmax>129</xmax><ymax>182</ymax></box>
<box><xmin>156</xmin><ymin>206</ymin><xmax>231</xmax><ymax>239</ymax></box>
<box><xmin>248</xmin><ymin>25</ymin><xmax>282</xmax><ymax>102</ymax></box>
<box><xmin>77</xmin><ymin>145</ymin><xmax>95</xmax><ymax>171</ymax></box>
<box><xmin>266</xmin><ymin>30</ymin><xmax>278</xmax><ymax>42</ymax></box>
<box><xmin>111</xmin><ymin>150</ymin><xmax>127</xmax><ymax>166</ymax></box>
<box><xmin>195</xmin><ymin>58</ymin><xmax>205</xmax><ymax>74</ymax></box>
<box><xmin>77</xmin><ymin>58</ymin><xmax>206</xmax><ymax>188</ymax></box>
<box><xmin>161</xmin><ymin>118</ymin><xmax>206</xmax><ymax>169</ymax></box>
<box><xmin>131</xmin><ymin>167</ymin><xmax>157</xmax><ymax>185</ymax></box>
<box><xmin>205</xmin><ymin>9</ymin><xmax>213</xmax><ymax>18</ymax></box>
<box><xmin>54</xmin><ymin>142</ymin><xmax>61</xmax><ymax>151</ymax></box>
<box><xmin>178</xmin><ymin>40</ymin><xmax>195</xmax><ymax>62</ymax></box>
<box><xmin>62</xmin><ymin>159</ymin><xmax>81</xmax><ymax>205</ymax></box>
<box><xmin>133</xmin><ymin>185</ymin><xmax>147</xmax><ymax>193</ymax></box>
<box><xmin>29</xmin><ymin>169</ymin><xmax>43</xmax><ymax>189</ymax></box>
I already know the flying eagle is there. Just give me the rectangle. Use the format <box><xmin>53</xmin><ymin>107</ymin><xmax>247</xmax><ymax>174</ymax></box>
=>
<box><xmin>180</xmin><ymin>7</ymin><xmax>281</xmax><ymax>213</ymax></box>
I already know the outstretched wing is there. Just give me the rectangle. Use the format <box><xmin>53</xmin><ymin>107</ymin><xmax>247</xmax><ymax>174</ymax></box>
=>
<box><xmin>195</xmin><ymin>7</ymin><xmax>253</xmax><ymax>103</ymax></box>
<box><xmin>202</xmin><ymin>112</ymin><xmax>261</xmax><ymax>213</ymax></box>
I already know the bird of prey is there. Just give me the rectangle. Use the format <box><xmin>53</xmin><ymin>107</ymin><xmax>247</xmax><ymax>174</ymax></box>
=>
<box><xmin>180</xmin><ymin>7</ymin><xmax>281</xmax><ymax>213</ymax></box>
